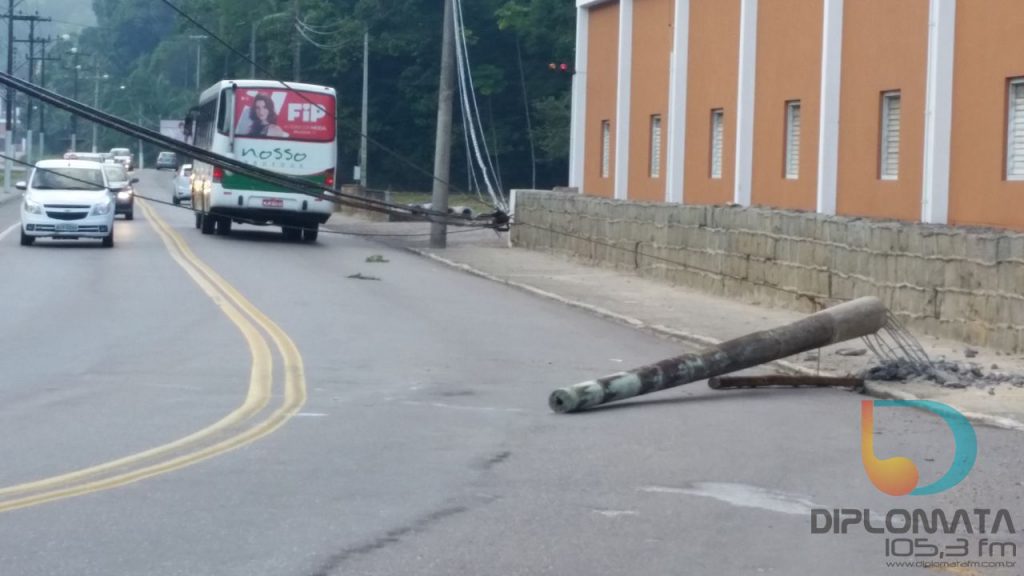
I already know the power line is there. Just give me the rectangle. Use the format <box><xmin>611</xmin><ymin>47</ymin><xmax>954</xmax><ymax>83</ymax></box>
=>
<box><xmin>0</xmin><ymin>70</ymin><xmax>494</xmax><ymax>226</ymax></box>
<box><xmin>157</xmin><ymin>0</ymin><xmax>496</xmax><ymax>208</ymax></box>
<box><xmin>0</xmin><ymin>151</ymin><xmax>497</xmax><ymax>238</ymax></box>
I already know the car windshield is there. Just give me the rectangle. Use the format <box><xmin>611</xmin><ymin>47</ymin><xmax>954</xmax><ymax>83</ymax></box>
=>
<box><xmin>104</xmin><ymin>165</ymin><xmax>128</xmax><ymax>183</ymax></box>
<box><xmin>31</xmin><ymin>167</ymin><xmax>105</xmax><ymax>190</ymax></box>
<box><xmin>182</xmin><ymin>168</ymin><xmax>192</xmax><ymax>177</ymax></box>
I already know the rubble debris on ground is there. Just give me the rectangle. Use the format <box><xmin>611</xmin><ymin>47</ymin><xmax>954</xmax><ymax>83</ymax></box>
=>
<box><xmin>858</xmin><ymin>358</ymin><xmax>1024</xmax><ymax>389</ymax></box>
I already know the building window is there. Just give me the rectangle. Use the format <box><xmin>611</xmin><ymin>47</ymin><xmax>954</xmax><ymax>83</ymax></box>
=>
<box><xmin>710</xmin><ymin>109</ymin><xmax>724</xmax><ymax>179</ymax></box>
<box><xmin>785</xmin><ymin>101</ymin><xmax>801</xmax><ymax>180</ymax></box>
<box><xmin>600</xmin><ymin>120</ymin><xmax>611</xmax><ymax>179</ymax></box>
<box><xmin>880</xmin><ymin>91</ymin><xmax>901</xmax><ymax>180</ymax></box>
<box><xmin>649</xmin><ymin>114</ymin><xmax>662</xmax><ymax>178</ymax></box>
<box><xmin>1007</xmin><ymin>79</ymin><xmax>1024</xmax><ymax>180</ymax></box>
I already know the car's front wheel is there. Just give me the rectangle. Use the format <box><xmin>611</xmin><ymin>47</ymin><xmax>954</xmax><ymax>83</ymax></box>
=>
<box><xmin>19</xmin><ymin>229</ymin><xmax>33</xmax><ymax>246</ymax></box>
<box><xmin>125</xmin><ymin>210</ymin><xmax>134</xmax><ymax>221</ymax></box>
<box><xmin>101</xmin><ymin>228</ymin><xmax>114</xmax><ymax>248</ymax></box>
<box><xmin>173</xmin><ymin>196</ymin><xmax>181</xmax><ymax>206</ymax></box>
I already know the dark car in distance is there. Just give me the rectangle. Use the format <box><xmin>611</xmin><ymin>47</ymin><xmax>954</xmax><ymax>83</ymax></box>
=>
<box><xmin>156</xmin><ymin>151</ymin><xmax>179</xmax><ymax>170</ymax></box>
<box><xmin>103</xmin><ymin>163</ymin><xmax>138</xmax><ymax>220</ymax></box>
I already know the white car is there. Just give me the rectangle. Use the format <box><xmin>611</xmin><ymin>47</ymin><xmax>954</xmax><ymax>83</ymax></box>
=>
<box><xmin>173</xmin><ymin>164</ymin><xmax>193</xmax><ymax>205</ymax></box>
<box><xmin>18</xmin><ymin>159</ymin><xmax>116</xmax><ymax>247</ymax></box>
<box><xmin>109</xmin><ymin>147</ymin><xmax>133</xmax><ymax>171</ymax></box>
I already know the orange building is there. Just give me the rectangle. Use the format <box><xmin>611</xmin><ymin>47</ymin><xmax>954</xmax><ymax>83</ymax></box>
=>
<box><xmin>569</xmin><ymin>0</ymin><xmax>1024</xmax><ymax>229</ymax></box>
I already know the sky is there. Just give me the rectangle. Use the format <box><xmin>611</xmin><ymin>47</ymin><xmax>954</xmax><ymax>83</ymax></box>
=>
<box><xmin>29</xmin><ymin>0</ymin><xmax>97</xmax><ymax>35</ymax></box>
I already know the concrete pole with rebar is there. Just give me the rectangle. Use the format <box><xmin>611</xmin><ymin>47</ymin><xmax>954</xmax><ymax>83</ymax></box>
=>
<box><xmin>548</xmin><ymin>296</ymin><xmax>889</xmax><ymax>413</ymax></box>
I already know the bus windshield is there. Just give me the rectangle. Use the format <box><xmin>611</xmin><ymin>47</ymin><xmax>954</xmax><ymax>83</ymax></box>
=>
<box><xmin>231</xmin><ymin>89</ymin><xmax>335</xmax><ymax>142</ymax></box>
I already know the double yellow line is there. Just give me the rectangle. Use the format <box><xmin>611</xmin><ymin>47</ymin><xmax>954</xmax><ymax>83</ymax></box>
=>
<box><xmin>0</xmin><ymin>199</ymin><xmax>306</xmax><ymax>513</ymax></box>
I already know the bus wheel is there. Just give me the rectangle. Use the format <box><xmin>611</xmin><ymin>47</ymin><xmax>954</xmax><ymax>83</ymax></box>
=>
<box><xmin>283</xmin><ymin>226</ymin><xmax>302</xmax><ymax>242</ymax></box>
<box><xmin>302</xmin><ymin>228</ymin><xmax>319</xmax><ymax>243</ymax></box>
<box><xmin>201</xmin><ymin>213</ymin><xmax>215</xmax><ymax>235</ymax></box>
<box><xmin>216</xmin><ymin>217</ymin><xmax>232</xmax><ymax>236</ymax></box>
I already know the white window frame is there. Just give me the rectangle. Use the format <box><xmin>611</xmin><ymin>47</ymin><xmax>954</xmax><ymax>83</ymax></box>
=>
<box><xmin>785</xmin><ymin>100</ymin><xmax>801</xmax><ymax>180</ymax></box>
<box><xmin>1007</xmin><ymin>79</ymin><xmax>1024</xmax><ymax>181</ymax></box>
<box><xmin>600</xmin><ymin>120</ymin><xmax>611</xmax><ymax>179</ymax></box>
<box><xmin>880</xmin><ymin>91</ymin><xmax>901</xmax><ymax>181</ymax></box>
<box><xmin>649</xmin><ymin>114</ymin><xmax>662</xmax><ymax>178</ymax></box>
<box><xmin>710</xmin><ymin>109</ymin><xmax>724</xmax><ymax>179</ymax></box>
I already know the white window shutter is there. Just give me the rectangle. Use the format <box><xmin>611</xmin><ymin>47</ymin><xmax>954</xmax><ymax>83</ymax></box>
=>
<box><xmin>601</xmin><ymin>120</ymin><xmax>611</xmax><ymax>179</ymax></box>
<box><xmin>1008</xmin><ymin>81</ymin><xmax>1024</xmax><ymax>180</ymax></box>
<box><xmin>710</xmin><ymin>109</ymin><xmax>724</xmax><ymax>179</ymax></box>
<box><xmin>881</xmin><ymin>92</ymin><xmax>901</xmax><ymax>180</ymax></box>
<box><xmin>785</xmin><ymin>101</ymin><xmax>801</xmax><ymax>179</ymax></box>
<box><xmin>650</xmin><ymin>115</ymin><xmax>662</xmax><ymax>178</ymax></box>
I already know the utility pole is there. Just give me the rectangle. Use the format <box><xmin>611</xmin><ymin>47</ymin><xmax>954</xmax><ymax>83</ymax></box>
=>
<box><xmin>292</xmin><ymin>0</ymin><xmax>301</xmax><ymax>81</ymax></box>
<box><xmin>1</xmin><ymin>10</ymin><xmax>51</xmax><ymax>170</ymax></box>
<box><xmin>359</xmin><ymin>28</ymin><xmax>368</xmax><ymax>188</ymax></box>
<box><xmin>4</xmin><ymin>0</ymin><xmax>15</xmax><ymax>193</ymax></box>
<box><xmin>189</xmin><ymin>35</ymin><xmax>207</xmax><ymax>89</ymax></box>
<box><xmin>13</xmin><ymin>14</ymin><xmax>49</xmax><ymax>163</ymax></box>
<box><xmin>32</xmin><ymin>38</ymin><xmax>57</xmax><ymax>158</ymax></box>
<box><xmin>0</xmin><ymin>7</ymin><xmax>49</xmax><ymax>189</ymax></box>
<box><xmin>430</xmin><ymin>0</ymin><xmax>456</xmax><ymax>248</ymax></box>
<box><xmin>250</xmin><ymin>20</ymin><xmax>257</xmax><ymax>78</ymax></box>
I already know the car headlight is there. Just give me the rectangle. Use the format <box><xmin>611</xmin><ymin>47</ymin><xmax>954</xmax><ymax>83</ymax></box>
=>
<box><xmin>23</xmin><ymin>197</ymin><xmax>43</xmax><ymax>214</ymax></box>
<box><xmin>91</xmin><ymin>200</ymin><xmax>113</xmax><ymax>216</ymax></box>
<box><xmin>117</xmin><ymin>191</ymin><xmax>132</xmax><ymax>200</ymax></box>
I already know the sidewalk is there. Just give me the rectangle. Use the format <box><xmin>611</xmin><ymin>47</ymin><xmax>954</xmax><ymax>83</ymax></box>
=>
<box><xmin>326</xmin><ymin>214</ymin><xmax>1024</xmax><ymax>432</ymax></box>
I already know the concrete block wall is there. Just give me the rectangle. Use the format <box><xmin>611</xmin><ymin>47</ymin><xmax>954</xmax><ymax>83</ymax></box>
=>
<box><xmin>510</xmin><ymin>191</ymin><xmax>1024</xmax><ymax>352</ymax></box>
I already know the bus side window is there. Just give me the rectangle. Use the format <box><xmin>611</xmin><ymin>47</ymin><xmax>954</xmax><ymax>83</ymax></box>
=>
<box><xmin>217</xmin><ymin>90</ymin><xmax>229</xmax><ymax>134</ymax></box>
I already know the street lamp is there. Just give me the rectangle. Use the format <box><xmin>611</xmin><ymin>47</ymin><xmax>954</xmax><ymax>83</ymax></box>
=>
<box><xmin>66</xmin><ymin>44</ymin><xmax>86</xmax><ymax>152</ymax></box>
<box><xmin>189</xmin><ymin>35</ymin><xmax>208</xmax><ymax>89</ymax></box>
<box><xmin>250</xmin><ymin>12</ymin><xmax>289</xmax><ymax>78</ymax></box>
<box><xmin>91</xmin><ymin>70</ymin><xmax>109</xmax><ymax>152</ymax></box>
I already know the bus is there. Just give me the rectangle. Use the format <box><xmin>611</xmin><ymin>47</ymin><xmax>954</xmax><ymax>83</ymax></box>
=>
<box><xmin>186</xmin><ymin>80</ymin><xmax>337</xmax><ymax>242</ymax></box>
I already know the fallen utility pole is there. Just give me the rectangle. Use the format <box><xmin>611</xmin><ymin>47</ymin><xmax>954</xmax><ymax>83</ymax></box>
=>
<box><xmin>707</xmin><ymin>375</ymin><xmax>863</xmax><ymax>389</ymax></box>
<box><xmin>548</xmin><ymin>296</ymin><xmax>888</xmax><ymax>413</ymax></box>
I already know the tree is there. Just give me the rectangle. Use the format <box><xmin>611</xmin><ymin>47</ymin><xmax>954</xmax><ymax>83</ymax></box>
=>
<box><xmin>39</xmin><ymin>0</ymin><xmax>577</xmax><ymax>191</ymax></box>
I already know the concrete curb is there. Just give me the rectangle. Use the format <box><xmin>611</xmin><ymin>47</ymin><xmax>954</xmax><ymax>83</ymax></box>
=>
<box><xmin>406</xmin><ymin>246</ymin><xmax>1024</xmax><ymax>432</ymax></box>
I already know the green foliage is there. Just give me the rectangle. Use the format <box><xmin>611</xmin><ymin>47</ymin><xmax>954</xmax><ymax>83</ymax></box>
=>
<box><xmin>36</xmin><ymin>0</ymin><xmax>576</xmax><ymax>190</ymax></box>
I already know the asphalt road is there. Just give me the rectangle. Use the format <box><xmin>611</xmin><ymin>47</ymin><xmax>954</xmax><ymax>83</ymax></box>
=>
<box><xmin>0</xmin><ymin>171</ymin><xmax>1020</xmax><ymax>575</ymax></box>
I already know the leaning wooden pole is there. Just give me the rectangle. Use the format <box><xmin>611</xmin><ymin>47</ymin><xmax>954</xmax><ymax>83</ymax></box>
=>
<box><xmin>549</xmin><ymin>296</ymin><xmax>888</xmax><ymax>413</ymax></box>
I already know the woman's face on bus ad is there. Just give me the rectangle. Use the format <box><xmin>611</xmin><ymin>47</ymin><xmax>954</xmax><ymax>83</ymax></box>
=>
<box><xmin>254</xmin><ymin>99</ymin><xmax>270</xmax><ymax>122</ymax></box>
